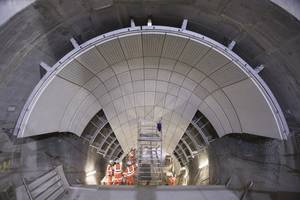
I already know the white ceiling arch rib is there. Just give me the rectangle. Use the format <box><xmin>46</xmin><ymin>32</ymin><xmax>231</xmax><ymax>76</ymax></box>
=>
<box><xmin>16</xmin><ymin>24</ymin><xmax>289</xmax><ymax>155</ymax></box>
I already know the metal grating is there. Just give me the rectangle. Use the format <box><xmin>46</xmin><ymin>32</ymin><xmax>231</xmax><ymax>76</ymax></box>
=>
<box><xmin>142</xmin><ymin>33</ymin><xmax>165</xmax><ymax>56</ymax></box>
<box><xmin>57</xmin><ymin>60</ymin><xmax>94</xmax><ymax>87</ymax></box>
<box><xmin>161</xmin><ymin>34</ymin><xmax>189</xmax><ymax>59</ymax></box>
<box><xmin>119</xmin><ymin>33</ymin><xmax>143</xmax><ymax>59</ymax></box>
<box><xmin>178</xmin><ymin>39</ymin><xmax>210</xmax><ymax>66</ymax></box>
<box><xmin>195</xmin><ymin>48</ymin><xmax>231</xmax><ymax>76</ymax></box>
<box><xmin>96</xmin><ymin>38</ymin><xmax>126</xmax><ymax>65</ymax></box>
<box><xmin>210</xmin><ymin>62</ymin><xmax>249</xmax><ymax>88</ymax></box>
<box><xmin>75</xmin><ymin>47</ymin><xmax>109</xmax><ymax>74</ymax></box>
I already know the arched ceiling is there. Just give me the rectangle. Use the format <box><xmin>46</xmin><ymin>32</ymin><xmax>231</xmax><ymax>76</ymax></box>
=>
<box><xmin>17</xmin><ymin>24</ymin><xmax>288</xmax><ymax>154</ymax></box>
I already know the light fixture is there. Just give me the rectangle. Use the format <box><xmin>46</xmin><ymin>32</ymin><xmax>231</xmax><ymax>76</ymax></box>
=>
<box><xmin>86</xmin><ymin>170</ymin><xmax>96</xmax><ymax>177</ymax></box>
<box><xmin>199</xmin><ymin>160</ymin><xmax>209</xmax><ymax>169</ymax></box>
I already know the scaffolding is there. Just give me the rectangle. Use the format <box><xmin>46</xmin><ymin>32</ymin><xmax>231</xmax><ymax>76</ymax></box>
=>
<box><xmin>137</xmin><ymin>117</ymin><xmax>163</xmax><ymax>185</ymax></box>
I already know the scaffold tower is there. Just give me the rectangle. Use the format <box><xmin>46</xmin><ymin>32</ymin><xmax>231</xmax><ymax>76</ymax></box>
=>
<box><xmin>137</xmin><ymin>117</ymin><xmax>163</xmax><ymax>185</ymax></box>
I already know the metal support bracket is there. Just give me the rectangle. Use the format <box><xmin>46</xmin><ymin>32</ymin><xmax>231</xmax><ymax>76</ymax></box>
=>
<box><xmin>130</xmin><ymin>18</ymin><xmax>136</xmax><ymax>28</ymax></box>
<box><xmin>227</xmin><ymin>40</ymin><xmax>236</xmax><ymax>50</ymax></box>
<box><xmin>181</xmin><ymin>19</ymin><xmax>188</xmax><ymax>31</ymax></box>
<box><xmin>70</xmin><ymin>38</ymin><xmax>80</xmax><ymax>49</ymax></box>
<box><xmin>40</xmin><ymin>62</ymin><xmax>52</xmax><ymax>72</ymax></box>
<box><xmin>254</xmin><ymin>65</ymin><xmax>264</xmax><ymax>74</ymax></box>
<box><xmin>240</xmin><ymin>181</ymin><xmax>253</xmax><ymax>200</ymax></box>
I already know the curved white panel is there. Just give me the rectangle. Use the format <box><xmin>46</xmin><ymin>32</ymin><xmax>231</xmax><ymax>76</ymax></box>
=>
<box><xmin>16</xmin><ymin>26</ymin><xmax>289</xmax><ymax>156</ymax></box>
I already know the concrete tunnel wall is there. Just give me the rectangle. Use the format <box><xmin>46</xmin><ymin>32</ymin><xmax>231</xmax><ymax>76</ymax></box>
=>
<box><xmin>0</xmin><ymin>0</ymin><xmax>300</xmax><ymax>190</ymax></box>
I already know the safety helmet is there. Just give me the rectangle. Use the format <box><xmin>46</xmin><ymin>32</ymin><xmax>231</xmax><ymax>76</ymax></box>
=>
<box><xmin>109</xmin><ymin>160</ymin><xmax>114</xmax><ymax>164</ymax></box>
<box><xmin>115</xmin><ymin>159</ymin><xmax>119</xmax><ymax>164</ymax></box>
<box><xmin>131</xmin><ymin>148</ymin><xmax>134</xmax><ymax>151</ymax></box>
<box><xmin>127</xmin><ymin>161</ymin><xmax>132</xmax><ymax>165</ymax></box>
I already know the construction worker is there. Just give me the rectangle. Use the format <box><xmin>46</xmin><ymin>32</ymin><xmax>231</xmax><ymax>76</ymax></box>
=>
<box><xmin>123</xmin><ymin>161</ymin><xmax>138</xmax><ymax>185</ymax></box>
<box><xmin>113</xmin><ymin>159</ymin><xmax>123</xmax><ymax>185</ymax></box>
<box><xmin>128</xmin><ymin>148</ymin><xmax>134</xmax><ymax>163</ymax></box>
<box><xmin>106</xmin><ymin>160</ymin><xmax>114</xmax><ymax>185</ymax></box>
<box><xmin>168</xmin><ymin>174</ymin><xmax>178</xmax><ymax>186</ymax></box>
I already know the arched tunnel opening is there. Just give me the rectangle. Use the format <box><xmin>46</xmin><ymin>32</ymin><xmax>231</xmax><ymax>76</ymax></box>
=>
<box><xmin>0</xmin><ymin>1</ymin><xmax>300</xmax><ymax>200</ymax></box>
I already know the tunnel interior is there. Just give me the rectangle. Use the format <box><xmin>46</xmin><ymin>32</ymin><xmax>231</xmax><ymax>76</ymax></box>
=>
<box><xmin>0</xmin><ymin>0</ymin><xmax>300</xmax><ymax>200</ymax></box>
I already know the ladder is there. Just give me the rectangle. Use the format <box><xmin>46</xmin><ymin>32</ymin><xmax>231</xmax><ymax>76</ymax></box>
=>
<box><xmin>137</xmin><ymin>117</ymin><xmax>163</xmax><ymax>185</ymax></box>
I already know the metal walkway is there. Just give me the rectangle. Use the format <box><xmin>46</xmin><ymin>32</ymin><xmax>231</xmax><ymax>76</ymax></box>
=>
<box><xmin>136</xmin><ymin>117</ymin><xmax>163</xmax><ymax>185</ymax></box>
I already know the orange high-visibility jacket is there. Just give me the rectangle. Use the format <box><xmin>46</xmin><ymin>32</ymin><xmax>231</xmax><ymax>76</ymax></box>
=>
<box><xmin>114</xmin><ymin>164</ymin><xmax>122</xmax><ymax>178</ymax></box>
<box><xmin>168</xmin><ymin>177</ymin><xmax>177</xmax><ymax>185</ymax></box>
<box><xmin>124</xmin><ymin>164</ymin><xmax>138</xmax><ymax>178</ymax></box>
<box><xmin>129</xmin><ymin>150</ymin><xmax>134</xmax><ymax>158</ymax></box>
<box><xmin>107</xmin><ymin>165</ymin><xmax>113</xmax><ymax>176</ymax></box>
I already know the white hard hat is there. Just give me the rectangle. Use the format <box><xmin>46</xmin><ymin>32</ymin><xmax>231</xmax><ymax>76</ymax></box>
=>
<box><xmin>109</xmin><ymin>160</ymin><xmax>114</xmax><ymax>163</ymax></box>
<box><xmin>127</xmin><ymin>161</ymin><xmax>132</xmax><ymax>165</ymax></box>
<box><xmin>115</xmin><ymin>159</ymin><xmax>119</xmax><ymax>164</ymax></box>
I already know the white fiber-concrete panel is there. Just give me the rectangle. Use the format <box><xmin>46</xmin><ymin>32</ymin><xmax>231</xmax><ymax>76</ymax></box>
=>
<box><xmin>187</xmin><ymin>68</ymin><xmax>206</xmax><ymax>83</ymax></box>
<box><xmin>22</xmin><ymin>76</ymin><xmax>81</xmax><ymax>137</ymax></box>
<box><xmin>163</xmin><ymin>108</ymin><xmax>173</xmax><ymax>121</ymax></box>
<box><xmin>188</xmin><ymin>93</ymin><xmax>202</xmax><ymax>108</ymax></box>
<box><xmin>60</xmin><ymin>87</ymin><xmax>91</xmax><ymax>132</ymax></box>
<box><xmin>211</xmin><ymin>89</ymin><xmax>242</xmax><ymax>133</ymax></box>
<box><xmin>145</xmin><ymin>92</ymin><xmax>155</xmax><ymax>106</ymax></box>
<box><xmin>169</xmin><ymin>72</ymin><xmax>185</xmax><ymax>86</ymax></box>
<box><xmin>167</xmin><ymin>83</ymin><xmax>180</xmax><ymax>96</ymax></box>
<box><xmin>131</xmin><ymin>69</ymin><xmax>144</xmax><ymax>81</ymax></box>
<box><xmin>145</xmin><ymin>69</ymin><xmax>158</xmax><ymax>80</ymax></box>
<box><xmin>174</xmin><ymin>98</ymin><xmax>187</xmax><ymax>115</ymax></box>
<box><xmin>133</xmin><ymin>81</ymin><xmax>144</xmax><ymax>92</ymax></box>
<box><xmin>178</xmin><ymin>87</ymin><xmax>191</xmax><ymax>101</ymax></box>
<box><xmin>128</xmin><ymin>58</ymin><xmax>143</xmax><ymax>70</ymax></box>
<box><xmin>68</xmin><ymin>94</ymin><xmax>98</xmax><ymax>133</ymax></box>
<box><xmin>124</xmin><ymin>94</ymin><xmax>135</xmax><ymax>110</ymax></box>
<box><xmin>99</xmin><ymin>92</ymin><xmax>112</xmax><ymax>107</ymax></box>
<box><xmin>201</xmin><ymin>77</ymin><xmax>219</xmax><ymax>93</ymax></box>
<box><xmin>144</xmin><ymin>57</ymin><xmax>160</xmax><ymax>68</ymax></box>
<box><xmin>174</xmin><ymin>61</ymin><xmax>192</xmax><ymax>76</ymax></box>
<box><xmin>156</xmin><ymin>81</ymin><xmax>168</xmax><ymax>93</ymax></box>
<box><xmin>154</xmin><ymin>107</ymin><xmax>163</xmax><ymax>118</ymax></box>
<box><xmin>122</xmin><ymin>122</ymin><xmax>130</xmax><ymax>133</ymax></box>
<box><xmin>193</xmin><ymin>84</ymin><xmax>209</xmax><ymax>100</ymax></box>
<box><xmin>118</xmin><ymin>111</ymin><xmax>128</xmax><ymax>125</ymax></box>
<box><xmin>199</xmin><ymin>102</ymin><xmax>226</xmax><ymax>137</ymax></box>
<box><xmin>165</xmin><ymin>95</ymin><xmax>176</xmax><ymax>110</ymax></box>
<box><xmin>92</xmin><ymin>84</ymin><xmax>107</xmax><ymax>99</ymax></box>
<box><xmin>171</xmin><ymin>112</ymin><xmax>181</xmax><ymax>125</ymax></box>
<box><xmin>159</xmin><ymin>58</ymin><xmax>176</xmax><ymax>71</ymax></box>
<box><xmin>112</xmin><ymin>61</ymin><xmax>129</xmax><ymax>75</ymax></box>
<box><xmin>83</xmin><ymin>76</ymin><xmax>102</xmax><ymax>92</ymax></box>
<box><xmin>120</xmin><ymin>83</ymin><xmax>133</xmax><ymax>95</ymax></box>
<box><xmin>135</xmin><ymin>107</ymin><xmax>145</xmax><ymax>118</ymax></box>
<box><xmin>145</xmin><ymin>80</ymin><xmax>156</xmax><ymax>91</ymax></box>
<box><xmin>127</xmin><ymin>109</ymin><xmax>137</xmax><ymax>121</ymax></box>
<box><xmin>117</xmin><ymin>72</ymin><xmax>131</xmax><ymax>85</ymax></box>
<box><xmin>158</xmin><ymin>69</ymin><xmax>172</xmax><ymax>82</ymax></box>
<box><xmin>110</xmin><ymin>116</ymin><xmax>121</xmax><ymax>129</ymax></box>
<box><xmin>97</xmin><ymin>67</ymin><xmax>115</xmax><ymax>82</ymax></box>
<box><xmin>155</xmin><ymin>92</ymin><xmax>166</xmax><ymax>107</ymax></box>
<box><xmin>222</xmin><ymin>79</ymin><xmax>281</xmax><ymax>139</ymax></box>
<box><xmin>103</xmin><ymin>102</ymin><xmax>117</xmax><ymax>120</ymax></box>
<box><xmin>183</xmin><ymin>103</ymin><xmax>197</xmax><ymax>121</ymax></box>
<box><xmin>178</xmin><ymin>117</ymin><xmax>190</xmax><ymax>131</ymax></box>
<box><xmin>105</xmin><ymin>76</ymin><xmax>120</xmax><ymax>91</ymax></box>
<box><xmin>204</xmin><ymin>95</ymin><xmax>232</xmax><ymax>134</ymax></box>
<box><xmin>145</xmin><ymin>106</ymin><xmax>154</xmax><ymax>118</ymax></box>
<box><xmin>113</xmin><ymin>97</ymin><xmax>126</xmax><ymax>114</ymax></box>
<box><xmin>110</xmin><ymin>87</ymin><xmax>122</xmax><ymax>101</ymax></box>
<box><xmin>134</xmin><ymin>92</ymin><xmax>144</xmax><ymax>107</ymax></box>
<box><xmin>182</xmin><ymin>77</ymin><xmax>197</xmax><ymax>92</ymax></box>
<box><xmin>74</xmin><ymin>100</ymin><xmax>102</xmax><ymax>136</ymax></box>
